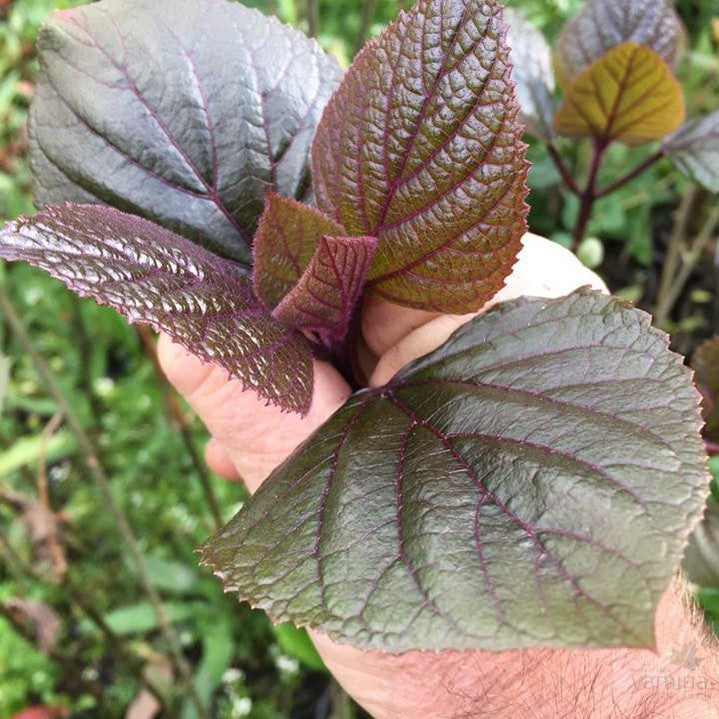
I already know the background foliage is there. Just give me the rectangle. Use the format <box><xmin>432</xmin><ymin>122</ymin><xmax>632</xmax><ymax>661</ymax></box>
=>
<box><xmin>0</xmin><ymin>0</ymin><xmax>718</xmax><ymax>717</ymax></box>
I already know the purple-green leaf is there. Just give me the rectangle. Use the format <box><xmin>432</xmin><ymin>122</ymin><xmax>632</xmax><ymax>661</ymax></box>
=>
<box><xmin>201</xmin><ymin>290</ymin><xmax>708</xmax><ymax>651</ymax></box>
<box><xmin>554</xmin><ymin>0</ymin><xmax>683</xmax><ymax>89</ymax></box>
<box><xmin>0</xmin><ymin>204</ymin><xmax>313</xmax><ymax>414</ymax></box>
<box><xmin>665</xmin><ymin>110</ymin><xmax>719</xmax><ymax>193</ymax></box>
<box><xmin>504</xmin><ymin>9</ymin><xmax>555</xmax><ymax>141</ymax></box>
<box><xmin>252</xmin><ymin>192</ymin><xmax>346</xmax><ymax>310</ymax></box>
<box><xmin>311</xmin><ymin>0</ymin><xmax>529</xmax><ymax>314</ymax></box>
<box><xmin>30</xmin><ymin>0</ymin><xmax>342</xmax><ymax>265</ymax></box>
<box><xmin>273</xmin><ymin>235</ymin><xmax>377</xmax><ymax>349</ymax></box>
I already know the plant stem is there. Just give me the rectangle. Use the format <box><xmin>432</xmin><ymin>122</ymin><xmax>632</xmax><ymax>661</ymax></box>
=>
<box><xmin>135</xmin><ymin>327</ymin><xmax>223</xmax><ymax>530</ymax></box>
<box><xmin>354</xmin><ymin>0</ymin><xmax>377</xmax><ymax>55</ymax></box>
<box><xmin>595</xmin><ymin>148</ymin><xmax>665</xmax><ymax>199</ymax></box>
<box><xmin>0</xmin><ymin>530</ymin><xmax>169</xmax><ymax>710</ymax></box>
<box><xmin>571</xmin><ymin>138</ymin><xmax>609</xmax><ymax>251</ymax></box>
<box><xmin>655</xmin><ymin>187</ymin><xmax>697</xmax><ymax>326</ymax></box>
<box><xmin>546</xmin><ymin>142</ymin><xmax>581</xmax><ymax>197</ymax></box>
<box><xmin>306</xmin><ymin>0</ymin><xmax>319</xmax><ymax>37</ymax></box>
<box><xmin>655</xmin><ymin>198</ymin><xmax>719</xmax><ymax>328</ymax></box>
<box><xmin>0</xmin><ymin>287</ymin><xmax>209</xmax><ymax>719</ymax></box>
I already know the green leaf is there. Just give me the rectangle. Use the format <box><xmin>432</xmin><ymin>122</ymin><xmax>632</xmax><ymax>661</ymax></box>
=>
<box><xmin>0</xmin><ymin>432</ymin><xmax>76</xmax><ymax>478</ymax></box>
<box><xmin>554</xmin><ymin>0</ymin><xmax>684</xmax><ymax>89</ymax></box>
<box><xmin>182</xmin><ymin>615</ymin><xmax>234</xmax><ymax>719</ymax></box>
<box><xmin>94</xmin><ymin>601</ymin><xmax>203</xmax><ymax>635</ymax></box>
<box><xmin>554</xmin><ymin>43</ymin><xmax>685</xmax><ymax>145</ymax></box>
<box><xmin>311</xmin><ymin>0</ymin><xmax>529</xmax><ymax>313</ymax></box>
<box><xmin>665</xmin><ymin>110</ymin><xmax>719</xmax><ymax>193</ymax></box>
<box><xmin>0</xmin><ymin>204</ymin><xmax>314</xmax><ymax>414</ymax></box>
<box><xmin>505</xmin><ymin>9</ymin><xmax>556</xmax><ymax>141</ymax></box>
<box><xmin>201</xmin><ymin>290</ymin><xmax>708</xmax><ymax>652</ymax></box>
<box><xmin>0</xmin><ymin>355</ymin><xmax>9</xmax><ymax>416</ymax></box>
<box><xmin>30</xmin><ymin>0</ymin><xmax>342</xmax><ymax>264</ymax></box>
<box><xmin>273</xmin><ymin>623</ymin><xmax>326</xmax><ymax>672</ymax></box>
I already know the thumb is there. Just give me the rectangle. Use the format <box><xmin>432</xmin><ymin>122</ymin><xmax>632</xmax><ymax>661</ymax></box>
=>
<box><xmin>157</xmin><ymin>335</ymin><xmax>351</xmax><ymax>492</ymax></box>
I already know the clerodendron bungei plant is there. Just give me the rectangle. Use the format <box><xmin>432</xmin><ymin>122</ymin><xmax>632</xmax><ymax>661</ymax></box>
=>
<box><xmin>0</xmin><ymin>0</ymin><xmax>711</xmax><ymax>652</ymax></box>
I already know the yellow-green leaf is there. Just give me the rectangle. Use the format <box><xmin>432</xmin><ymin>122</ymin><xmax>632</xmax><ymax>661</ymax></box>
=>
<box><xmin>554</xmin><ymin>42</ymin><xmax>684</xmax><ymax>145</ymax></box>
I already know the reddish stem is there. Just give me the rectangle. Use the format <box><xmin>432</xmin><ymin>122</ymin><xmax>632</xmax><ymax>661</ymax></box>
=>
<box><xmin>572</xmin><ymin>138</ymin><xmax>609</xmax><ymax>251</ymax></box>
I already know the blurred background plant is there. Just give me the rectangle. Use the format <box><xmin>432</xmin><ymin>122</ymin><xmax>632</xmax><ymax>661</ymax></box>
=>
<box><xmin>0</xmin><ymin>0</ymin><xmax>718</xmax><ymax>717</ymax></box>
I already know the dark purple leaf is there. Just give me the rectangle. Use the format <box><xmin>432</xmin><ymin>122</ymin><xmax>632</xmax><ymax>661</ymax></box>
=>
<box><xmin>0</xmin><ymin>204</ymin><xmax>313</xmax><ymax>414</ymax></box>
<box><xmin>273</xmin><ymin>235</ymin><xmax>377</xmax><ymax>349</ymax></box>
<box><xmin>252</xmin><ymin>191</ymin><xmax>346</xmax><ymax>310</ymax></box>
<box><xmin>665</xmin><ymin>110</ymin><xmax>719</xmax><ymax>193</ymax></box>
<box><xmin>311</xmin><ymin>0</ymin><xmax>529</xmax><ymax>314</ymax></box>
<box><xmin>554</xmin><ymin>0</ymin><xmax>683</xmax><ymax>89</ymax></box>
<box><xmin>202</xmin><ymin>290</ymin><xmax>707</xmax><ymax>651</ymax></box>
<box><xmin>504</xmin><ymin>9</ymin><xmax>555</xmax><ymax>141</ymax></box>
<box><xmin>30</xmin><ymin>0</ymin><xmax>342</xmax><ymax>265</ymax></box>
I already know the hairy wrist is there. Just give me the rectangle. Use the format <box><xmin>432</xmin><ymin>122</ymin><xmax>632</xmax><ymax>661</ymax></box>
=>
<box><xmin>314</xmin><ymin>579</ymin><xmax>719</xmax><ymax>719</ymax></box>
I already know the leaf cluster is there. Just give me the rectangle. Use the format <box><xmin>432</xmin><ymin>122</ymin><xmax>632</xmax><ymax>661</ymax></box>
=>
<box><xmin>0</xmin><ymin>0</ymin><xmax>711</xmax><ymax>655</ymax></box>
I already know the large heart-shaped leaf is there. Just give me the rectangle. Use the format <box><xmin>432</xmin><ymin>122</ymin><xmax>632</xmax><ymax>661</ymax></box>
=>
<box><xmin>554</xmin><ymin>43</ymin><xmax>684</xmax><ymax>145</ymax></box>
<box><xmin>311</xmin><ymin>0</ymin><xmax>529</xmax><ymax>314</ymax></box>
<box><xmin>554</xmin><ymin>0</ymin><xmax>683</xmax><ymax>89</ymax></box>
<box><xmin>201</xmin><ymin>290</ymin><xmax>707</xmax><ymax>651</ymax></box>
<box><xmin>30</xmin><ymin>0</ymin><xmax>342</xmax><ymax>265</ymax></box>
<box><xmin>665</xmin><ymin>111</ymin><xmax>719</xmax><ymax>193</ymax></box>
<box><xmin>505</xmin><ymin>9</ymin><xmax>556</xmax><ymax>141</ymax></box>
<box><xmin>0</xmin><ymin>204</ymin><xmax>313</xmax><ymax>414</ymax></box>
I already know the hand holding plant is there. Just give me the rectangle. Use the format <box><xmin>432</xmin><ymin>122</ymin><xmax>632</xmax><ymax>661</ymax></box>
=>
<box><xmin>0</xmin><ymin>0</ymin><xmax>712</xmax><ymax>676</ymax></box>
<box><xmin>159</xmin><ymin>235</ymin><xmax>718</xmax><ymax>719</ymax></box>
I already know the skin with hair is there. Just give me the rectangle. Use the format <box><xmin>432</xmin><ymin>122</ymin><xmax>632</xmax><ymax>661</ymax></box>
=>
<box><xmin>158</xmin><ymin>234</ymin><xmax>719</xmax><ymax>719</ymax></box>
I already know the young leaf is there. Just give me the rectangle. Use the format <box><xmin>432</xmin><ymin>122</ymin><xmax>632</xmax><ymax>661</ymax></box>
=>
<box><xmin>665</xmin><ymin>110</ymin><xmax>719</xmax><ymax>193</ymax></box>
<box><xmin>0</xmin><ymin>204</ymin><xmax>313</xmax><ymax>414</ymax></box>
<box><xmin>252</xmin><ymin>192</ymin><xmax>346</xmax><ymax>309</ymax></box>
<box><xmin>30</xmin><ymin>0</ymin><xmax>342</xmax><ymax>265</ymax></box>
<box><xmin>201</xmin><ymin>290</ymin><xmax>708</xmax><ymax>652</ymax></box>
<box><xmin>554</xmin><ymin>0</ymin><xmax>683</xmax><ymax>89</ymax></box>
<box><xmin>311</xmin><ymin>0</ymin><xmax>529</xmax><ymax>314</ymax></box>
<box><xmin>554</xmin><ymin>43</ymin><xmax>684</xmax><ymax>145</ymax></box>
<box><xmin>273</xmin><ymin>235</ymin><xmax>377</xmax><ymax>350</ymax></box>
<box><xmin>504</xmin><ymin>9</ymin><xmax>556</xmax><ymax>141</ymax></box>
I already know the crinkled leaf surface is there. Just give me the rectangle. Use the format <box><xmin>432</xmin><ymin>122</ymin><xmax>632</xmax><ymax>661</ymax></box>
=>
<box><xmin>665</xmin><ymin>110</ymin><xmax>719</xmax><ymax>193</ymax></box>
<box><xmin>311</xmin><ymin>0</ymin><xmax>529</xmax><ymax>314</ymax></box>
<box><xmin>505</xmin><ymin>9</ymin><xmax>555</xmax><ymax>141</ymax></box>
<box><xmin>30</xmin><ymin>0</ymin><xmax>342</xmax><ymax>265</ymax></box>
<box><xmin>273</xmin><ymin>236</ymin><xmax>377</xmax><ymax>349</ymax></box>
<box><xmin>554</xmin><ymin>43</ymin><xmax>684</xmax><ymax>145</ymax></box>
<box><xmin>202</xmin><ymin>290</ymin><xmax>708</xmax><ymax>652</ymax></box>
<box><xmin>0</xmin><ymin>204</ymin><xmax>313</xmax><ymax>414</ymax></box>
<box><xmin>252</xmin><ymin>192</ymin><xmax>346</xmax><ymax>309</ymax></box>
<box><xmin>554</xmin><ymin>0</ymin><xmax>683</xmax><ymax>89</ymax></box>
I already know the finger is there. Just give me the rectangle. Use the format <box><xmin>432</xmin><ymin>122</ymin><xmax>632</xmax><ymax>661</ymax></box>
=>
<box><xmin>204</xmin><ymin>438</ymin><xmax>242</xmax><ymax>481</ymax></box>
<box><xmin>157</xmin><ymin>334</ymin><xmax>351</xmax><ymax>492</ymax></box>
<box><xmin>361</xmin><ymin>294</ymin><xmax>440</xmax><ymax>358</ymax></box>
<box><xmin>369</xmin><ymin>234</ymin><xmax>608</xmax><ymax>387</ymax></box>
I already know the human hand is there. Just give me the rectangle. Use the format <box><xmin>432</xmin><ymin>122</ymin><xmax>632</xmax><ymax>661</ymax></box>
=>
<box><xmin>158</xmin><ymin>234</ymin><xmax>718</xmax><ymax>719</ymax></box>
